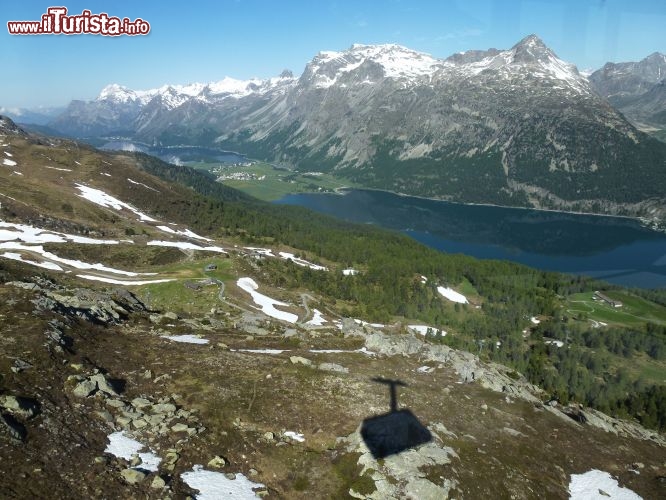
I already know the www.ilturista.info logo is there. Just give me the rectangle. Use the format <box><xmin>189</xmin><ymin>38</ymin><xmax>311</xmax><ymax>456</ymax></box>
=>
<box><xmin>7</xmin><ymin>7</ymin><xmax>150</xmax><ymax>36</ymax></box>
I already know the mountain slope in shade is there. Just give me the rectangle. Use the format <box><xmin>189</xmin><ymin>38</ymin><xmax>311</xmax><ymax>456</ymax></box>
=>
<box><xmin>49</xmin><ymin>36</ymin><xmax>666</xmax><ymax>219</ymax></box>
<box><xmin>589</xmin><ymin>52</ymin><xmax>666</xmax><ymax>130</ymax></box>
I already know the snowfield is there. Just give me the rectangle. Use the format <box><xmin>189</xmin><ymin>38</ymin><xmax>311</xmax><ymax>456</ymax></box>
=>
<box><xmin>77</xmin><ymin>275</ymin><xmax>175</xmax><ymax>285</ymax></box>
<box><xmin>0</xmin><ymin>242</ymin><xmax>149</xmax><ymax>276</ymax></box>
<box><xmin>284</xmin><ymin>431</ymin><xmax>305</xmax><ymax>442</ymax></box>
<box><xmin>244</xmin><ymin>247</ymin><xmax>275</xmax><ymax>257</ymax></box>
<box><xmin>147</xmin><ymin>240</ymin><xmax>226</xmax><ymax>253</ymax></box>
<box><xmin>160</xmin><ymin>334</ymin><xmax>210</xmax><ymax>345</ymax></box>
<box><xmin>236</xmin><ymin>277</ymin><xmax>298</xmax><ymax>323</ymax></box>
<box><xmin>437</xmin><ymin>286</ymin><xmax>468</xmax><ymax>304</ymax></box>
<box><xmin>75</xmin><ymin>184</ymin><xmax>158</xmax><ymax>222</ymax></box>
<box><xmin>568</xmin><ymin>470</ymin><xmax>642</xmax><ymax>499</ymax></box>
<box><xmin>233</xmin><ymin>349</ymin><xmax>290</xmax><ymax>355</ymax></box>
<box><xmin>0</xmin><ymin>221</ymin><xmax>120</xmax><ymax>245</ymax></box>
<box><xmin>309</xmin><ymin>347</ymin><xmax>375</xmax><ymax>356</ymax></box>
<box><xmin>127</xmin><ymin>178</ymin><xmax>159</xmax><ymax>192</ymax></box>
<box><xmin>408</xmin><ymin>325</ymin><xmax>447</xmax><ymax>337</ymax></box>
<box><xmin>44</xmin><ymin>166</ymin><xmax>72</xmax><ymax>172</ymax></box>
<box><xmin>305</xmin><ymin>308</ymin><xmax>327</xmax><ymax>326</ymax></box>
<box><xmin>0</xmin><ymin>252</ymin><xmax>64</xmax><ymax>271</ymax></box>
<box><xmin>182</xmin><ymin>465</ymin><xmax>265</xmax><ymax>500</ymax></box>
<box><xmin>156</xmin><ymin>225</ymin><xmax>212</xmax><ymax>241</ymax></box>
<box><xmin>105</xmin><ymin>432</ymin><xmax>161</xmax><ymax>472</ymax></box>
<box><xmin>278</xmin><ymin>251</ymin><xmax>328</xmax><ymax>271</ymax></box>
<box><xmin>353</xmin><ymin>318</ymin><xmax>385</xmax><ymax>328</ymax></box>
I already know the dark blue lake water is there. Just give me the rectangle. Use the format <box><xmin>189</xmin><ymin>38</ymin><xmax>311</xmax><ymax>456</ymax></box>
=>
<box><xmin>275</xmin><ymin>189</ymin><xmax>666</xmax><ymax>289</ymax></box>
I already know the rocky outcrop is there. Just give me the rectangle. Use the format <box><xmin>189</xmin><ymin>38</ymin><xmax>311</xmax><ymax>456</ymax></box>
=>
<box><xmin>0</xmin><ymin>394</ymin><xmax>40</xmax><ymax>443</ymax></box>
<box><xmin>6</xmin><ymin>279</ymin><xmax>147</xmax><ymax>326</ymax></box>
<box><xmin>363</xmin><ymin>331</ymin><xmax>542</xmax><ymax>403</ymax></box>
<box><xmin>556</xmin><ymin>404</ymin><xmax>666</xmax><ymax>446</ymax></box>
<box><xmin>342</xmin><ymin>424</ymin><xmax>459</xmax><ymax>499</ymax></box>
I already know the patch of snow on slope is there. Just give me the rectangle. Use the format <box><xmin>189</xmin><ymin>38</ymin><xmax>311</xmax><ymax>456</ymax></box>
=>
<box><xmin>284</xmin><ymin>431</ymin><xmax>305</xmax><ymax>442</ymax></box>
<box><xmin>437</xmin><ymin>286</ymin><xmax>468</xmax><ymax>304</ymax></box>
<box><xmin>105</xmin><ymin>431</ymin><xmax>161</xmax><ymax>472</ymax></box>
<box><xmin>309</xmin><ymin>347</ymin><xmax>375</xmax><ymax>356</ymax></box>
<box><xmin>161</xmin><ymin>334</ymin><xmax>209</xmax><ymax>345</ymax></box>
<box><xmin>1</xmin><ymin>252</ymin><xmax>64</xmax><ymax>271</ymax></box>
<box><xmin>44</xmin><ymin>166</ymin><xmax>72</xmax><ymax>172</ymax></box>
<box><xmin>2</xmin><ymin>158</ymin><xmax>17</xmax><ymax>166</ymax></box>
<box><xmin>75</xmin><ymin>183</ymin><xmax>158</xmax><ymax>222</ymax></box>
<box><xmin>353</xmin><ymin>318</ymin><xmax>385</xmax><ymax>328</ymax></box>
<box><xmin>244</xmin><ymin>247</ymin><xmax>275</xmax><ymax>257</ymax></box>
<box><xmin>182</xmin><ymin>465</ymin><xmax>265</xmax><ymax>500</ymax></box>
<box><xmin>147</xmin><ymin>241</ymin><xmax>226</xmax><ymax>253</ymax></box>
<box><xmin>408</xmin><ymin>325</ymin><xmax>446</xmax><ymax>337</ymax></box>
<box><xmin>306</xmin><ymin>308</ymin><xmax>327</xmax><ymax>326</ymax></box>
<box><xmin>127</xmin><ymin>178</ymin><xmax>159</xmax><ymax>192</ymax></box>
<box><xmin>236</xmin><ymin>277</ymin><xmax>298</xmax><ymax>323</ymax></box>
<box><xmin>568</xmin><ymin>469</ymin><xmax>642</xmax><ymax>499</ymax></box>
<box><xmin>156</xmin><ymin>226</ymin><xmax>212</xmax><ymax>241</ymax></box>
<box><xmin>343</xmin><ymin>268</ymin><xmax>359</xmax><ymax>276</ymax></box>
<box><xmin>233</xmin><ymin>349</ymin><xmax>290</xmax><ymax>355</ymax></box>
<box><xmin>279</xmin><ymin>251</ymin><xmax>328</xmax><ymax>271</ymax></box>
<box><xmin>0</xmin><ymin>221</ymin><xmax>120</xmax><ymax>245</ymax></box>
<box><xmin>0</xmin><ymin>242</ymin><xmax>147</xmax><ymax>275</ymax></box>
<box><xmin>77</xmin><ymin>275</ymin><xmax>174</xmax><ymax>285</ymax></box>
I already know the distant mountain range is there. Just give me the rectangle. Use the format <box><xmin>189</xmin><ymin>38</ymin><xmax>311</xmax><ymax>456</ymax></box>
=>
<box><xmin>0</xmin><ymin>106</ymin><xmax>64</xmax><ymax>126</ymax></box>
<box><xmin>588</xmin><ymin>52</ymin><xmax>666</xmax><ymax>134</ymax></box>
<box><xmin>42</xmin><ymin>36</ymin><xmax>666</xmax><ymax>218</ymax></box>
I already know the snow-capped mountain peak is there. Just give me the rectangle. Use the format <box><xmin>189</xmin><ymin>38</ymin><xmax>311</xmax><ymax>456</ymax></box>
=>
<box><xmin>450</xmin><ymin>34</ymin><xmax>586</xmax><ymax>93</ymax></box>
<box><xmin>97</xmin><ymin>83</ymin><xmax>137</xmax><ymax>102</ymax></box>
<box><xmin>97</xmin><ymin>84</ymin><xmax>160</xmax><ymax>106</ymax></box>
<box><xmin>96</xmin><ymin>73</ymin><xmax>297</xmax><ymax>111</ymax></box>
<box><xmin>304</xmin><ymin>43</ymin><xmax>443</xmax><ymax>88</ymax></box>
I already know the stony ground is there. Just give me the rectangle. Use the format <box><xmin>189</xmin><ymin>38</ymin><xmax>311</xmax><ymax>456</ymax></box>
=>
<box><xmin>0</xmin><ymin>264</ymin><xmax>665</xmax><ymax>499</ymax></box>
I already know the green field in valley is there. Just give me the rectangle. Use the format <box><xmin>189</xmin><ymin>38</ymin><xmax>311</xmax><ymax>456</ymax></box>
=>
<box><xmin>202</xmin><ymin>161</ymin><xmax>360</xmax><ymax>201</ymax></box>
<box><xmin>566</xmin><ymin>290</ymin><xmax>666</xmax><ymax>327</ymax></box>
<box><xmin>137</xmin><ymin>257</ymin><xmax>233</xmax><ymax>315</ymax></box>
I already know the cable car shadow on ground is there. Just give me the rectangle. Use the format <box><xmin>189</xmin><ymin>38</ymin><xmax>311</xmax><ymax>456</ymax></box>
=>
<box><xmin>360</xmin><ymin>377</ymin><xmax>432</xmax><ymax>460</ymax></box>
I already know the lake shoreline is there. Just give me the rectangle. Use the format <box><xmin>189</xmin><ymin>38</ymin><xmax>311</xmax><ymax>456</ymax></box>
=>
<box><xmin>332</xmin><ymin>186</ymin><xmax>649</xmax><ymax>225</ymax></box>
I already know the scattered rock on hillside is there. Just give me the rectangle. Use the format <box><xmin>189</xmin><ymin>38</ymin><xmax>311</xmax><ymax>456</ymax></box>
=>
<box><xmin>290</xmin><ymin>356</ymin><xmax>312</xmax><ymax>366</ymax></box>
<box><xmin>120</xmin><ymin>468</ymin><xmax>146</xmax><ymax>484</ymax></box>
<box><xmin>318</xmin><ymin>362</ymin><xmax>349</xmax><ymax>373</ymax></box>
<box><xmin>0</xmin><ymin>395</ymin><xmax>40</xmax><ymax>419</ymax></box>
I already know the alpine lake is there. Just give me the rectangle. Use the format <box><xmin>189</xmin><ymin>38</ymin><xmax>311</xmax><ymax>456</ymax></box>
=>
<box><xmin>275</xmin><ymin>189</ymin><xmax>666</xmax><ymax>289</ymax></box>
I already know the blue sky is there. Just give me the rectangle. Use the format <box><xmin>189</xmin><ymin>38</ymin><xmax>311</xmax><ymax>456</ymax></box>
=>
<box><xmin>1</xmin><ymin>0</ymin><xmax>664</xmax><ymax>108</ymax></box>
